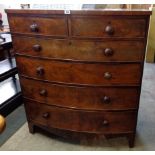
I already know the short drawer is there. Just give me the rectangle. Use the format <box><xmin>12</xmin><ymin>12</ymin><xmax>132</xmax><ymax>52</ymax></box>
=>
<box><xmin>71</xmin><ymin>17</ymin><xmax>146</xmax><ymax>38</ymax></box>
<box><xmin>25</xmin><ymin>99</ymin><xmax>137</xmax><ymax>133</ymax></box>
<box><xmin>13</xmin><ymin>36</ymin><xmax>145</xmax><ymax>62</ymax></box>
<box><xmin>8</xmin><ymin>16</ymin><xmax>67</xmax><ymax>37</ymax></box>
<box><xmin>16</xmin><ymin>56</ymin><xmax>141</xmax><ymax>86</ymax></box>
<box><xmin>21</xmin><ymin>77</ymin><xmax>139</xmax><ymax>110</ymax></box>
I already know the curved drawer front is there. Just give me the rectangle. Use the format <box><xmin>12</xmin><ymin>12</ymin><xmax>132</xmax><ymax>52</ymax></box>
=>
<box><xmin>21</xmin><ymin>77</ymin><xmax>139</xmax><ymax>110</ymax></box>
<box><xmin>9</xmin><ymin>16</ymin><xmax>67</xmax><ymax>37</ymax></box>
<box><xmin>25</xmin><ymin>99</ymin><xmax>137</xmax><ymax>133</ymax></box>
<box><xmin>13</xmin><ymin>36</ymin><xmax>145</xmax><ymax>62</ymax></box>
<box><xmin>17</xmin><ymin>56</ymin><xmax>141</xmax><ymax>85</ymax></box>
<box><xmin>71</xmin><ymin>17</ymin><xmax>146</xmax><ymax>38</ymax></box>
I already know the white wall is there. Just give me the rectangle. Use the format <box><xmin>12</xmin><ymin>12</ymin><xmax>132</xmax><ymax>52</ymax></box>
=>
<box><xmin>0</xmin><ymin>4</ymin><xmax>9</xmax><ymax>25</ymax></box>
<box><xmin>0</xmin><ymin>4</ymin><xmax>20</xmax><ymax>25</ymax></box>
<box><xmin>0</xmin><ymin>4</ymin><xmax>82</xmax><ymax>26</ymax></box>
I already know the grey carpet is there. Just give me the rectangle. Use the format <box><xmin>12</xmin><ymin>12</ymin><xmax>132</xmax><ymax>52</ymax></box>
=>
<box><xmin>0</xmin><ymin>63</ymin><xmax>155</xmax><ymax>150</ymax></box>
<box><xmin>0</xmin><ymin>104</ymin><xmax>26</xmax><ymax>146</ymax></box>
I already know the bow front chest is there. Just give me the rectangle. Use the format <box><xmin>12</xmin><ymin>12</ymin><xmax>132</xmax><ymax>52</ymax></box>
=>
<box><xmin>6</xmin><ymin>9</ymin><xmax>151</xmax><ymax>147</ymax></box>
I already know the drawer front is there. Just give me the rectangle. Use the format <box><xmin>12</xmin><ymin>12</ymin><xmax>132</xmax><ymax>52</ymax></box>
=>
<box><xmin>25</xmin><ymin>99</ymin><xmax>137</xmax><ymax>133</ymax></box>
<box><xmin>8</xmin><ymin>16</ymin><xmax>67</xmax><ymax>37</ymax></box>
<box><xmin>16</xmin><ymin>56</ymin><xmax>141</xmax><ymax>85</ymax></box>
<box><xmin>13</xmin><ymin>36</ymin><xmax>145</xmax><ymax>62</ymax></box>
<box><xmin>71</xmin><ymin>17</ymin><xmax>146</xmax><ymax>38</ymax></box>
<box><xmin>21</xmin><ymin>77</ymin><xmax>139</xmax><ymax>110</ymax></box>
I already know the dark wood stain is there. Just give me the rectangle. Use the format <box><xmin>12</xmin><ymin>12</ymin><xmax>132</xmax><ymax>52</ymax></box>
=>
<box><xmin>6</xmin><ymin>9</ymin><xmax>151</xmax><ymax>148</ymax></box>
<box><xmin>20</xmin><ymin>77</ymin><xmax>140</xmax><ymax>110</ymax></box>
<box><xmin>8</xmin><ymin>16</ymin><xmax>67</xmax><ymax>37</ymax></box>
<box><xmin>5</xmin><ymin>9</ymin><xmax>152</xmax><ymax>16</ymax></box>
<box><xmin>70</xmin><ymin>17</ymin><xmax>146</xmax><ymax>38</ymax></box>
<box><xmin>12</xmin><ymin>36</ymin><xmax>145</xmax><ymax>62</ymax></box>
<box><xmin>24</xmin><ymin>99</ymin><xmax>137</xmax><ymax>133</ymax></box>
<box><xmin>16</xmin><ymin>56</ymin><xmax>141</xmax><ymax>85</ymax></box>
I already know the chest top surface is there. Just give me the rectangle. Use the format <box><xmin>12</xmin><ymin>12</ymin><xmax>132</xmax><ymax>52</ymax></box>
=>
<box><xmin>5</xmin><ymin>7</ymin><xmax>152</xmax><ymax>16</ymax></box>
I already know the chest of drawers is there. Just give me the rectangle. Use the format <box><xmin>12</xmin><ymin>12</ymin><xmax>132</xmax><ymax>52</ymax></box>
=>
<box><xmin>6</xmin><ymin>9</ymin><xmax>151</xmax><ymax>148</ymax></box>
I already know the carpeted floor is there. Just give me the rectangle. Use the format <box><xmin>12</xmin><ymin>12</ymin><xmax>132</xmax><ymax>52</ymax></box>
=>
<box><xmin>0</xmin><ymin>104</ymin><xmax>26</xmax><ymax>146</ymax></box>
<box><xmin>0</xmin><ymin>63</ymin><xmax>155</xmax><ymax>151</ymax></box>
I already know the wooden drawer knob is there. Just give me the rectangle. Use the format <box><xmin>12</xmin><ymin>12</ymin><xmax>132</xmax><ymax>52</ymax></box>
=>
<box><xmin>105</xmin><ymin>25</ymin><xmax>114</xmax><ymax>35</ymax></box>
<box><xmin>42</xmin><ymin>112</ymin><xmax>49</xmax><ymax>119</ymax></box>
<box><xmin>36</xmin><ymin>67</ymin><xmax>44</xmax><ymax>76</ymax></box>
<box><xmin>102</xmin><ymin>120</ymin><xmax>109</xmax><ymax>126</ymax></box>
<box><xmin>68</xmin><ymin>41</ymin><xmax>72</xmax><ymax>45</ymax></box>
<box><xmin>103</xmin><ymin>96</ymin><xmax>111</xmax><ymax>104</ymax></box>
<box><xmin>33</xmin><ymin>44</ymin><xmax>41</xmax><ymax>52</ymax></box>
<box><xmin>104</xmin><ymin>72</ymin><xmax>112</xmax><ymax>79</ymax></box>
<box><xmin>30</xmin><ymin>23</ymin><xmax>39</xmax><ymax>32</ymax></box>
<box><xmin>104</xmin><ymin>48</ymin><xmax>113</xmax><ymax>56</ymax></box>
<box><xmin>39</xmin><ymin>89</ymin><xmax>47</xmax><ymax>96</ymax></box>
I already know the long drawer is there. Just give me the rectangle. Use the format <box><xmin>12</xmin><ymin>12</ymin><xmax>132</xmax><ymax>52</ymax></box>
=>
<box><xmin>25</xmin><ymin>99</ymin><xmax>137</xmax><ymax>133</ymax></box>
<box><xmin>8</xmin><ymin>16</ymin><xmax>67</xmax><ymax>37</ymax></box>
<box><xmin>70</xmin><ymin>16</ymin><xmax>146</xmax><ymax>38</ymax></box>
<box><xmin>21</xmin><ymin>77</ymin><xmax>139</xmax><ymax>110</ymax></box>
<box><xmin>13</xmin><ymin>36</ymin><xmax>145</xmax><ymax>62</ymax></box>
<box><xmin>16</xmin><ymin>56</ymin><xmax>141</xmax><ymax>85</ymax></box>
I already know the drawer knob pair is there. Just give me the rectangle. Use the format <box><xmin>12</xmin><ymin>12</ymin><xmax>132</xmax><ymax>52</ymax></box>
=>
<box><xmin>105</xmin><ymin>25</ymin><xmax>114</xmax><ymax>35</ymax></box>
<box><xmin>33</xmin><ymin>44</ymin><xmax>41</xmax><ymax>52</ymax></box>
<box><xmin>36</xmin><ymin>67</ymin><xmax>44</xmax><ymax>76</ymax></box>
<box><xmin>39</xmin><ymin>89</ymin><xmax>47</xmax><ymax>96</ymax></box>
<box><xmin>42</xmin><ymin>112</ymin><xmax>49</xmax><ymax>119</ymax></box>
<box><xmin>30</xmin><ymin>23</ymin><xmax>39</xmax><ymax>32</ymax></box>
<box><xmin>104</xmin><ymin>72</ymin><xmax>112</xmax><ymax>79</ymax></box>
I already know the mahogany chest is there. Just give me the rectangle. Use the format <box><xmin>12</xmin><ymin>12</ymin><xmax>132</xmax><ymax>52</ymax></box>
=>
<box><xmin>6</xmin><ymin>9</ymin><xmax>151</xmax><ymax>147</ymax></box>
